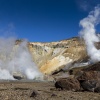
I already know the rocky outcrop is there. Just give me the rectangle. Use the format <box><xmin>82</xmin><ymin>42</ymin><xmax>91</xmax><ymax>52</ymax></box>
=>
<box><xmin>78</xmin><ymin>76</ymin><xmax>100</xmax><ymax>92</ymax></box>
<box><xmin>28</xmin><ymin>37</ymin><xmax>87</xmax><ymax>75</ymax></box>
<box><xmin>83</xmin><ymin>62</ymin><xmax>100</xmax><ymax>71</ymax></box>
<box><xmin>55</xmin><ymin>77</ymin><xmax>80</xmax><ymax>91</ymax></box>
<box><xmin>76</xmin><ymin>71</ymin><xmax>100</xmax><ymax>81</ymax></box>
<box><xmin>55</xmin><ymin>70</ymin><xmax>100</xmax><ymax>92</ymax></box>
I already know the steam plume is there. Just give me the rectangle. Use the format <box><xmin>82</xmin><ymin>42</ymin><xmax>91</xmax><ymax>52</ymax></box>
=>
<box><xmin>0</xmin><ymin>37</ymin><xmax>43</xmax><ymax>80</ymax></box>
<box><xmin>79</xmin><ymin>5</ymin><xmax>100</xmax><ymax>62</ymax></box>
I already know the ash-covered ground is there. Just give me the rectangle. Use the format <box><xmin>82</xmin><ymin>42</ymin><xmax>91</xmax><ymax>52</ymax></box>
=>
<box><xmin>0</xmin><ymin>81</ymin><xmax>99</xmax><ymax>100</ymax></box>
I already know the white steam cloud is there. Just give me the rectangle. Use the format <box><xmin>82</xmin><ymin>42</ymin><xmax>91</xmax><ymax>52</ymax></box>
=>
<box><xmin>0</xmin><ymin>37</ymin><xmax>43</xmax><ymax>80</ymax></box>
<box><xmin>79</xmin><ymin>5</ymin><xmax>100</xmax><ymax>62</ymax></box>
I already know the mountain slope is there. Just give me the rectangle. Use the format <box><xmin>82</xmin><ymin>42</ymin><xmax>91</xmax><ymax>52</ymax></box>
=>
<box><xmin>28</xmin><ymin>37</ymin><xmax>87</xmax><ymax>75</ymax></box>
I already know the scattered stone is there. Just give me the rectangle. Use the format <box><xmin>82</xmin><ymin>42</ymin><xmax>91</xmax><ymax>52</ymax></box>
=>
<box><xmin>13</xmin><ymin>75</ymin><xmax>23</xmax><ymax>80</ymax></box>
<box><xmin>55</xmin><ymin>77</ymin><xmax>80</xmax><ymax>91</ymax></box>
<box><xmin>13</xmin><ymin>72</ymin><xmax>24</xmax><ymax>80</ymax></box>
<box><xmin>51</xmin><ymin>93</ymin><xmax>57</xmax><ymax>97</ymax></box>
<box><xmin>30</xmin><ymin>90</ymin><xmax>38</xmax><ymax>98</ymax></box>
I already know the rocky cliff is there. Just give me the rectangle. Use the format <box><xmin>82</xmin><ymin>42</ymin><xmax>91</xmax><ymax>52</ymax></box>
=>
<box><xmin>28</xmin><ymin>37</ymin><xmax>87</xmax><ymax>75</ymax></box>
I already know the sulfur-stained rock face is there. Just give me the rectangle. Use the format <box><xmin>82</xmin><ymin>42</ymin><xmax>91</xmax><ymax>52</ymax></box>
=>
<box><xmin>28</xmin><ymin>37</ymin><xmax>87</xmax><ymax>75</ymax></box>
<box><xmin>40</xmin><ymin>55</ymin><xmax>72</xmax><ymax>75</ymax></box>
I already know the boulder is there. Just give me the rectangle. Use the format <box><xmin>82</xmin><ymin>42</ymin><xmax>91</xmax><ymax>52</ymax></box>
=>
<box><xmin>55</xmin><ymin>77</ymin><xmax>80</xmax><ymax>91</ymax></box>
<box><xmin>13</xmin><ymin>73</ymin><xmax>25</xmax><ymax>80</ymax></box>
<box><xmin>80</xmin><ymin>80</ymin><xmax>97</xmax><ymax>92</ymax></box>
<box><xmin>79</xmin><ymin>79</ymin><xmax>100</xmax><ymax>92</ymax></box>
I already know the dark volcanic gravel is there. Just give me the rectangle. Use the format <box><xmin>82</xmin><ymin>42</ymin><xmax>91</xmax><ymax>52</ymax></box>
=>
<box><xmin>0</xmin><ymin>80</ymin><xmax>99</xmax><ymax>100</ymax></box>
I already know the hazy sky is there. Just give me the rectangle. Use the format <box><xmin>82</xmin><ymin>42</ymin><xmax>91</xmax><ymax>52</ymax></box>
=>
<box><xmin>0</xmin><ymin>0</ymin><xmax>99</xmax><ymax>42</ymax></box>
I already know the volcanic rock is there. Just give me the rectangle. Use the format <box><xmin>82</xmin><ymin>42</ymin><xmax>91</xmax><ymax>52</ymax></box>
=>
<box><xmin>32</xmin><ymin>38</ymin><xmax>100</xmax><ymax>75</ymax></box>
<box><xmin>2</xmin><ymin>37</ymin><xmax>100</xmax><ymax>78</ymax></box>
<box><xmin>94</xmin><ymin>87</ymin><xmax>100</xmax><ymax>92</ymax></box>
<box><xmin>13</xmin><ymin>75</ymin><xmax>23</xmax><ymax>80</ymax></box>
<box><xmin>80</xmin><ymin>80</ymin><xmax>97</xmax><ymax>92</ymax></box>
<box><xmin>76</xmin><ymin>71</ymin><xmax>100</xmax><ymax>81</ymax></box>
<box><xmin>83</xmin><ymin>62</ymin><xmax>100</xmax><ymax>71</ymax></box>
<box><xmin>13</xmin><ymin>73</ymin><xmax>25</xmax><ymax>80</ymax></box>
<box><xmin>93</xmin><ymin>80</ymin><xmax>100</xmax><ymax>93</ymax></box>
<box><xmin>30</xmin><ymin>90</ymin><xmax>38</xmax><ymax>98</ymax></box>
<box><xmin>55</xmin><ymin>77</ymin><xmax>80</xmax><ymax>91</ymax></box>
<box><xmin>28</xmin><ymin>37</ymin><xmax>87</xmax><ymax>75</ymax></box>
